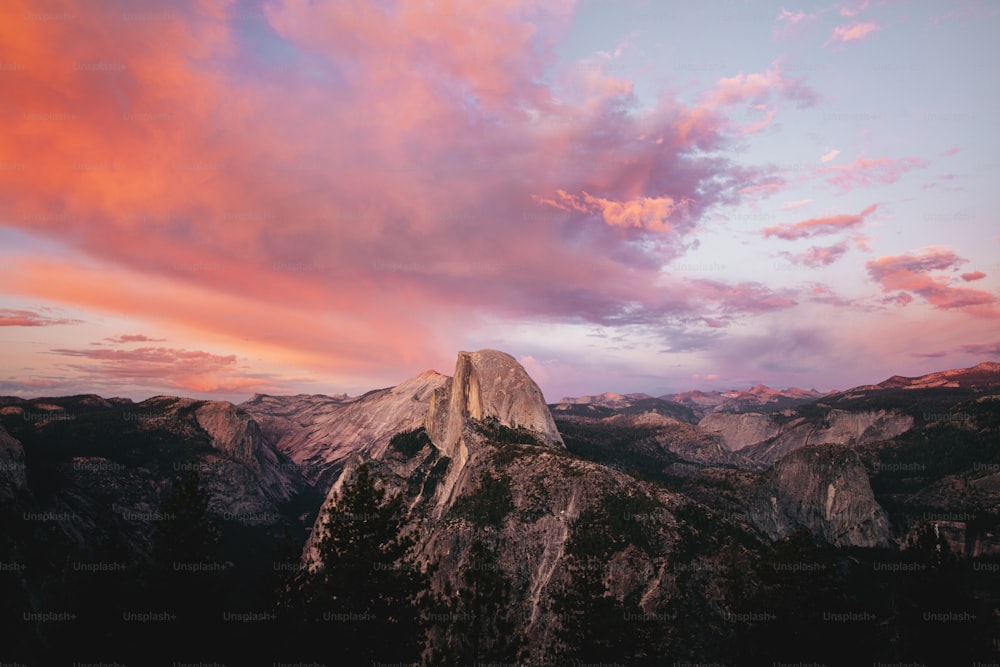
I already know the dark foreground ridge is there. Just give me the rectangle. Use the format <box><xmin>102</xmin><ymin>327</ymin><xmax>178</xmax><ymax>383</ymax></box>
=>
<box><xmin>1</xmin><ymin>354</ymin><xmax>998</xmax><ymax>665</ymax></box>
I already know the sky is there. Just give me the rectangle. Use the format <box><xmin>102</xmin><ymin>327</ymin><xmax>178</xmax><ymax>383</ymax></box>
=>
<box><xmin>1</xmin><ymin>0</ymin><xmax>998</xmax><ymax>403</ymax></box>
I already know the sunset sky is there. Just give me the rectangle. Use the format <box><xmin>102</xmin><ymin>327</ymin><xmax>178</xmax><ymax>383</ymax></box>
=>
<box><xmin>1</xmin><ymin>0</ymin><xmax>998</xmax><ymax>403</ymax></box>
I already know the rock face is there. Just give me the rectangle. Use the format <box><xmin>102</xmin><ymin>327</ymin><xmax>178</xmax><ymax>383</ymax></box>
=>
<box><xmin>426</xmin><ymin>350</ymin><xmax>563</xmax><ymax>457</ymax></box>
<box><xmin>686</xmin><ymin>445</ymin><xmax>893</xmax><ymax>549</ymax></box>
<box><xmin>703</xmin><ymin>408</ymin><xmax>914</xmax><ymax>464</ymax></box>
<box><xmin>126</xmin><ymin>396</ymin><xmax>306</xmax><ymax>521</ymax></box>
<box><xmin>699</xmin><ymin>412</ymin><xmax>785</xmax><ymax>451</ymax></box>
<box><xmin>663</xmin><ymin>385</ymin><xmax>828</xmax><ymax>418</ymax></box>
<box><xmin>768</xmin><ymin>445</ymin><xmax>892</xmax><ymax>548</ymax></box>
<box><xmin>0</xmin><ymin>423</ymin><xmax>28</xmax><ymax>501</ymax></box>
<box><xmin>425</xmin><ymin>350</ymin><xmax>563</xmax><ymax>509</ymax></box>
<box><xmin>193</xmin><ymin>400</ymin><xmax>299</xmax><ymax>504</ymax></box>
<box><xmin>241</xmin><ymin>371</ymin><xmax>448</xmax><ymax>495</ymax></box>
<box><xmin>305</xmin><ymin>350</ymin><xmax>566</xmax><ymax>567</ymax></box>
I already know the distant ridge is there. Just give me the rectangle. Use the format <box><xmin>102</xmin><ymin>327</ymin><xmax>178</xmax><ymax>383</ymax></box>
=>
<box><xmin>843</xmin><ymin>361</ymin><xmax>1000</xmax><ymax>393</ymax></box>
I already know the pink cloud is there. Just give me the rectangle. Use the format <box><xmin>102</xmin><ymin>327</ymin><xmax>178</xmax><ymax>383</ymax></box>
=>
<box><xmin>962</xmin><ymin>271</ymin><xmax>987</xmax><ymax>282</ymax></box>
<box><xmin>773</xmin><ymin>9</ymin><xmax>818</xmax><ymax>39</ymax></box>
<box><xmin>820</xmin><ymin>148</ymin><xmax>841</xmax><ymax>163</ymax></box>
<box><xmin>104</xmin><ymin>334</ymin><xmax>167</xmax><ymax>343</ymax></box>
<box><xmin>536</xmin><ymin>190</ymin><xmax>692</xmax><ymax>233</ymax></box>
<box><xmin>777</xmin><ymin>9</ymin><xmax>815</xmax><ymax>24</ymax></box>
<box><xmin>0</xmin><ymin>308</ymin><xmax>82</xmax><ymax>327</ymax></box>
<box><xmin>780</xmin><ymin>241</ymin><xmax>851</xmax><ymax>267</ymax></box>
<box><xmin>46</xmin><ymin>344</ymin><xmax>288</xmax><ymax>395</ymax></box>
<box><xmin>820</xmin><ymin>156</ymin><xmax>928</xmax><ymax>192</ymax></box>
<box><xmin>839</xmin><ymin>0</ymin><xmax>870</xmax><ymax>17</ymax></box>
<box><xmin>826</xmin><ymin>21</ymin><xmax>881</xmax><ymax>46</ymax></box>
<box><xmin>960</xmin><ymin>341</ymin><xmax>1000</xmax><ymax>356</ymax></box>
<box><xmin>0</xmin><ymin>0</ymin><xmax>819</xmax><ymax>387</ymax></box>
<box><xmin>805</xmin><ymin>283</ymin><xmax>855</xmax><ymax>307</ymax></box>
<box><xmin>941</xmin><ymin>146</ymin><xmax>960</xmax><ymax>157</ymax></box>
<box><xmin>702</xmin><ymin>62</ymin><xmax>818</xmax><ymax>110</ymax></box>
<box><xmin>930</xmin><ymin>1</ymin><xmax>1000</xmax><ymax>25</ymax></box>
<box><xmin>866</xmin><ymin>247</ymin><xmax>998</xmax><ymax>315</ymax></box>
<box><xmin>781</xmin><ymin>199</ymin><xmax>813</xmax><ymax>211</ymax></box>
<box><xmin>762</xmin><ymin>204</ymin><xmax>877</xmax><ymax>240</ymax></box>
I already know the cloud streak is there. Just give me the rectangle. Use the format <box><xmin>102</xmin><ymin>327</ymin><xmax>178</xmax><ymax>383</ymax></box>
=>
<box><xmin>762</xmin><ymin>204</ymin><xmax>877</xmax><ymax>240</ymax></box>
<box><xmin>0</xmin><ymin>309</ymin><xmax>83</xmax><ymax>327</ymax></box>
<box><xmin>826</xmin><ymin>21</ymin><xmax>880</xmax><ymax>46</ymax></box>
<box><xmin>820</xmin><ymin>157</ymin><xmax>928</xmax><ymax>192</ymax></box>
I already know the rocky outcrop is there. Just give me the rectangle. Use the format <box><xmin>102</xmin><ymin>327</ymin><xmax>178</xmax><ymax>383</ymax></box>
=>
<box><xmin>663</xmin><ymin>386</ymin><xmax>828</xmax><ymax>418</ymax></box>
<box><xmin>193</xmin><ymin>401</ymin><xmax>299</xmax><ymax>503</ymax></box>
<box><xmin>305</xmin><ymin>350</ymin><xmax>568</xmax><ymax>566</ymax></box>
<box><xmin>241</xmin><ymin>371</ymin><xmax>448</xmax><ymax>494</ymax></box>
<box><xmin>304</xmin><ymin>428</ymin><xmax>764</xmax><ymax>663</ymax></box>
<box><xmin>425</xmin><ymin>350</ymin><xmax>563</xmax><ymax>509</ymax></box>
<box><xmin>120</xmin><ymin>396</ymin><xmax>307</xmax><ymax>524</ymax></box>
<box><xmin>699</xmin><ymin>412</ymin><xmax>785</xmax><ymax>451</ymax></box>
<box><xmin>0</xmin><ymin>423</ymin><xmax>28</xmax><ymax>501</ymax></box>
<box><xmin>768</xmin><ymin>445</ymin><xmax>892</xmax><ymax>548</ymax></box>
<box><xmin>705</xmin><ymin>408</ymin><xmax>914</xmax><ymax>464</ymax></box>
<box><xmin>426</xmin><ymin>350</ymin><xmax>563</xmax><ymax>458</ymax></box>
<box><xmin>686</xmin><ymin>445</ymin><xmax>893</xmax><ymax>548</ymax></box>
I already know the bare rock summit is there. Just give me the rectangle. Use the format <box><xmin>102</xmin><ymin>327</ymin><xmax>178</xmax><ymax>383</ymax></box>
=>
<box><xmin>426</xmin><ymin>349</ymin><xmax>564</xmax><ymax>460</ymax></box>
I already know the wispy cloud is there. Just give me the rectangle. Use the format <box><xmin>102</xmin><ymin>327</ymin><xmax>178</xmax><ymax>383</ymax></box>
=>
<box><xmin>820</xmin><ymin>148</ymin><xmax>841</xmax><ymax>163</ymax></box>
<box><xmin>103</xmin><ymin>334</ymin><xmax>167</xmax><ymax>343</ymax></box>
<box><xmin>773</xmin><ymin>8</ymin><xmax>818</xmax><ymax>39</ymax></box>
<box><xmin>839</xmin><ymin>0</ymin><xmax>870</xmax><ymax>18</ymax></box>
<box><xmin>820</xmin><ymin>156</ymin><xmax>928</xmax><ymax>192</ymax></box>
<box><xmin>762</xmin><ymin>204</ymin><xmax>877</xmax><ymax>240</ymax></box>
<box><xmin>0</xmin><ymin>309</ymin><xmax>83</xmax><ymax>327</ymax></box>
<box><xmin>826</xmin><ymin>21</ymin><xmax>880</xmax><ymax>46</ymax></box>
<box><xmin>780</xmin><ymin>241</ymin><xmax>852</xmax><ymax>267</ymax></box>
<box><xmin>47</xmin><ymin>345</ymin><xmax>285</xmax><ymax>394</ymax></box>
<box><xmin>960</xmin><ymin>341</ymin><xmax>1000</xmax><ymax>356</ymax></box>
<box><xmin>702</xmin><ymin>62</ymin><xmax>818</xmax><ymax>109</ymax></box>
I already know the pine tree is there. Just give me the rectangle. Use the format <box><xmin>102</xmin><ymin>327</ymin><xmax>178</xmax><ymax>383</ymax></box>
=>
<box><xmin>296</xmin><ymin>462</ymin><xmax>428</xmax><ymax>663</ymax></box>
<box><xmin>151</xmin><ymin>468</ymin><xmax>220</xmax><ymax>568</ymax></box>
<box><xmin>135</xmin><ymin>469</ymin><xmax>223</xmax><ymax>661</ymax></box>
<box><xmin>552</xmin><ymin>521</ymin><xmax>638</xmax><ymax>663</ymax></box>
<box><xmin>440</xmin><ymin>535</ymin><xmax>521</xmax><ymax>664</ymax></box>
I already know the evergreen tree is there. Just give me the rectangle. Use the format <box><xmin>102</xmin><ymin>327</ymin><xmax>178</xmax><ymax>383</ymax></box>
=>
<box><xmin>552</xmin><ymin>521</ymin><xmax>641</xmax><ymax>663</ymax></box>
<box><xmin>295</xmin><ymin>462</ymin><xmax>429</xmax><ymax>663</ymax></box>
<box><xmin>138</xmin><ymin>469</ymin><xmax>223</xmax><ymax>660</ymax></box>
<box><xmin>441</xmin><ymin>535</ymin><xmax>521</xmax><ymax>664</ymax></box>
<box><xmin>151</xmin><ymin>468</ymin><xmax>220</xmax><ymax>568</ymax></box>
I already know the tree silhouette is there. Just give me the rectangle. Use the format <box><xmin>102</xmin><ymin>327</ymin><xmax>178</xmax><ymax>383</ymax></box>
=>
<box><xmin>436</xmin><ymin>535</ymin><xmax>521</xmax><ymax>664</ymax></box>
<box><xmin>294</xmin><ymin>462</ymin><xmax>428</xmax><ymax>663</ymax></box>
<box><xmin>151</xmin><ymin>469</ymin><xmax>220</xmax><ymax>568</ymax></box>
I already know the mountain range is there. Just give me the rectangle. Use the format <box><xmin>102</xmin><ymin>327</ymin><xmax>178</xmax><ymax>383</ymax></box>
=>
<box><xmin>1</xmin><ymin>353</ymin><xmax>998</xmax><ymax>665</ymax></box>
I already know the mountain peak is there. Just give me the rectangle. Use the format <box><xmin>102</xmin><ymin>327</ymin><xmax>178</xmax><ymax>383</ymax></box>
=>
<box><xmin>424</xmin><ymin>349</ymin><xmax>563</xmax><ymax>508</ymax></box>
<box><xmin>426</xmin><ymin>350</ymin><xmax>563</xmax><ymax>452</ymax></box>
